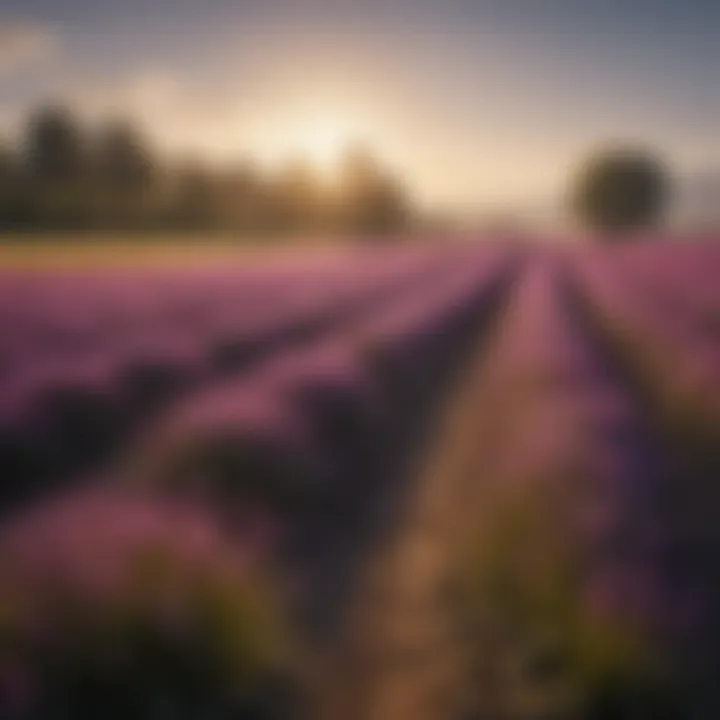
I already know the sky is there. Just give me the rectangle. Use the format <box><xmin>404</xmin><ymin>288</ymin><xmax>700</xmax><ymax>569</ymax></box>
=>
<box><xmin>1</xmin><ymin>0</ymin><xmax>719</xmax><ymax>212</ymax></box>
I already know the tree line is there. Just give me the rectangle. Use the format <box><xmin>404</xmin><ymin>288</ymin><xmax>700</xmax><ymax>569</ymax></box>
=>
<box><xmin>0</xmin><ymin>104</ymin><xmax>688</xmax><ymax>241</ymax></box>
<box><xmin>0</xmin><ymin>105</ymin><xmax>413</xmax><ymax>237</ymax></box>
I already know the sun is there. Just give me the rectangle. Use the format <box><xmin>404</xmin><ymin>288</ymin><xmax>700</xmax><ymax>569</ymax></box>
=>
<box><xmin>252</xmin><ymin>107</ymin><xmax>377</xmax><ymax>174</ymax></box>
<box><xmin>291</xmin><ymin>116</ymin><xmax>353</xmax><ymax>170</ymax></box>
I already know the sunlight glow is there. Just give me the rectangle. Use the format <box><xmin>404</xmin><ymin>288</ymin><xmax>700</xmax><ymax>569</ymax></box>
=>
<box><xmin>288</xmin><ymin>115</ymin><xmax>355</xmax><ymax>170</ymax></box>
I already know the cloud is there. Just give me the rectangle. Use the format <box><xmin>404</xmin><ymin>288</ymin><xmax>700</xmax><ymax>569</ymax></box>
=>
<box><xmin>0</xmin><ymin>23</ymin><xmax>57</xmax><ymax>76</ymax></box>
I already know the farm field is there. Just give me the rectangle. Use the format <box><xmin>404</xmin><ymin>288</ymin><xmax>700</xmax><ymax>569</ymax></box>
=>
<box><xmin>0</xmin><ymin>235</ymin><xmax>361</xmax><ymax>269</ymax></box>
<box><xmin>0</xmin><ymin>237</ymin><xmax>718</xmax><ymax>720</ymax></box>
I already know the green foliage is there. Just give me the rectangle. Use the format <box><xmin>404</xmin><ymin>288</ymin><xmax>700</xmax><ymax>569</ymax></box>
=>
<box><xmin>571</xmin><ymin>146</ymin><xmax>669</xmax><ymax>236</ymax></box>
<box><xmin>0</xmin><ymin>105</ymin><xmax>414</xmax><ymax>240</ymax></box>
<box><xmin>459</xmin><ymin>486</ymin><xmax>663</xmax><ymax>717</ymax></box>
<box><xmin>25</xmin><ymin>106</ymin><xmax>86</xmax><ymax>184</ymax></box>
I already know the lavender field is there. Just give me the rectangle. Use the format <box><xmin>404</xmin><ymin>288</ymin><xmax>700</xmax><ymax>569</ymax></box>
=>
<box><xmin>0</xmin><ymin>239</ymin><xmax>718</xmax><ymax>720</ymax></box>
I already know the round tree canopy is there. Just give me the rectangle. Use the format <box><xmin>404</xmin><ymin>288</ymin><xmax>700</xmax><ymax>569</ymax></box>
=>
<box><xmin>571</xmin><ymin>147</ymin><xmax>670</xmax><ymax>237</ymax></box>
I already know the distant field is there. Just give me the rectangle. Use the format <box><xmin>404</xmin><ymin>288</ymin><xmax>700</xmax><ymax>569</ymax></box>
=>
<box><xmin>0</xmin><ymin>234</ymin><xmax>345</xmax><ymax>268</ymax></box>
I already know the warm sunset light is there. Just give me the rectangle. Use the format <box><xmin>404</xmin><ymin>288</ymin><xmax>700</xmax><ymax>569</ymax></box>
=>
<box><xmin>290</xmin><ymin>115</ymin><xmax>354</xmax><ymax>171</ymax></box>
<box><xmin>0</xmin><ymin>2</ymin><xmax>719</xmax><ymax>719</ymax></box>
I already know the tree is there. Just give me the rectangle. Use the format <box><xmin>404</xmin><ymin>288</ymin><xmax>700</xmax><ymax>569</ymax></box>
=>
<box><xmin>1</xmin><ymin>104</ymin><xmax>416</xmax><ymax>235</ymax></box>
<box><xmin>571</xmin><ymin>146</ymin><xmax>669</xmax><ymax>236</ymax></box>
<box><xmin>170</xmin><ymin>160</ymin><xmax>219</xmax><ymax>230</ymax></box>
<box><xmin>336</xmin><ymin>145</ymin><xmax>410</xmax><ymax>237</ymax></box>
<box><xmin>94</xmin><ymin>119</ymin><xmax>154</xmax><ymax>192</ymax></box>
<box><xmin>213</xmin><ymin>161</ymin><xmax>264</xmax><ymax>232</ymax></box>
<box><xmin>268</xmin><ymin>159</ymin><xmax>322</xmax><ymax>234</ymax></box>
<box><xmin>92</xmin><ymin>119</ymin><xmax>156</xmax><ymax>228</ymax></box>
<box><xmin>24</xmin><ymin>105</ymin><xmax>85</xmax><ymax>183</ymax></box>
<box><xmin>0</xmin><ymin>141</ymin><xmax>18</xmax><ymax>226</ymax></box>
<box><xmin>0</xmin><ymin>142</ymin><xmax>13</xmax><ymax>181</ymax></box>
<box><xmin>22</xmin><ymin>105</ymin><xmax>90</xmax><ymax>228</ymax></box>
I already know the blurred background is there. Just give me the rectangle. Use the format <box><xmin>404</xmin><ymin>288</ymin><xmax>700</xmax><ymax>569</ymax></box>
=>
<box><xmin>1</xmin><ymin>0</ymin><xmax>719</xmax><ymax>240</ymax></box>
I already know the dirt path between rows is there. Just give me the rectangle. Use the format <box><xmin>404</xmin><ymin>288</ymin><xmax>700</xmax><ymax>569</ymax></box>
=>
<box><xmin>314</xmin><ymin>288</ymin><xmax>516</xmax><ymax>720</ymax></box>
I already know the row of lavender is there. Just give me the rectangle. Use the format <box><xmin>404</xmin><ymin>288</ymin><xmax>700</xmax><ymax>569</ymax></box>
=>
<box><xmin>0</xmin><ymin>245</ymin><xmax>506</xmax><ymax>508</ymax></box>
<box><xmin>1</xmin><ymin>238</ymin><xmax>716</xmax><ymax>719</ymax></box>
<box><xmin>452</xmin><ymin>242</ymin><xmax>720</xmax><ymax>718</ymax></box>
<box><xmin>0</xmin><ymin>243</ymin><xmax>515</xmax><ymax>718</ymax></box>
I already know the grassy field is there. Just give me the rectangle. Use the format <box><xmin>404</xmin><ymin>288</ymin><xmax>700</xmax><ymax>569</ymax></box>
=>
<box><xmin>0</xmin><ymin>234</ymin><xmax>348</xmax><ymax>269</ymax></box>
